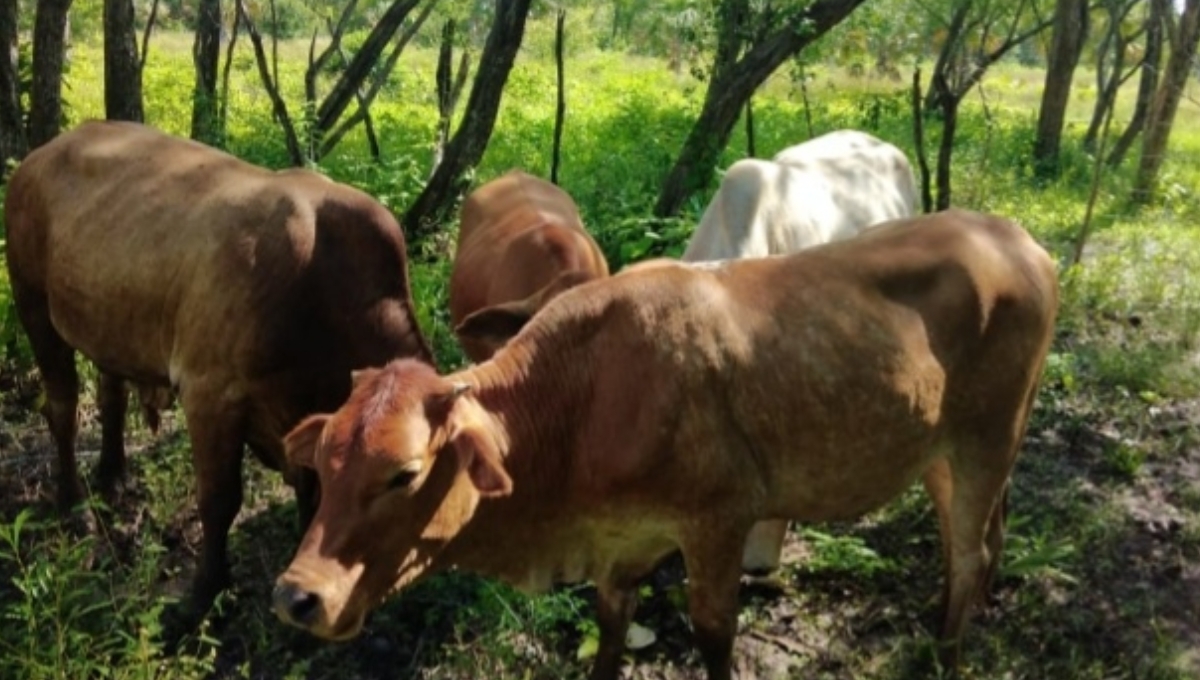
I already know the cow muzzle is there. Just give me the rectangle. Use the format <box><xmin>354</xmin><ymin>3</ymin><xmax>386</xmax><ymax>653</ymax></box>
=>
<box><xmin>272</xmin><ymin>581</ymin><xmax>323</xmax><ymax>629</ymax></box>
<box><xmin>271</xmin><ymin>576</ymin><xmax>363</xmax><ymax>640</ymax></box>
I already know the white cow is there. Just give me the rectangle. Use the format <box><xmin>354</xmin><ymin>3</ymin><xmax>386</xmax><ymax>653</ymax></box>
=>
<box><xmin>682</xmin><ymin>129</ymin><xmax>920</xmax><ymax>261</ymax></box>
<box><xmin>682</xmin><ymin>129</ymin><xmax>921</xmax><ymax>575</ymax></box>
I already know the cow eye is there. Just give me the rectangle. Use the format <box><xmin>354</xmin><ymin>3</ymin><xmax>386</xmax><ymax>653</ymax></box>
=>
<box><xmin>387</xmin><ymin>464</ymin><xmax>422</xmax><ymax>491</ymax></box>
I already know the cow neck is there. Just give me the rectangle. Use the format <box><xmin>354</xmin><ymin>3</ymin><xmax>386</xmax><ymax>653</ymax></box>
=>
<box><xmin>441</xmin><ymin>307</ymin><xmax>604</xmax><ymax>573</ymax></box>
<box><xmin>457</xmin><ymin>332</ymin><xmax>590</xmax><ymax>501</ymax></box>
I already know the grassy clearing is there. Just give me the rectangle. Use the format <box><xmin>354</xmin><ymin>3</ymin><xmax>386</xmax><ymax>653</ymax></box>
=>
<box><xmin>2</xmin><ymin>18</ymin><xmax>1200</xmax><ymax>680</ymax></box>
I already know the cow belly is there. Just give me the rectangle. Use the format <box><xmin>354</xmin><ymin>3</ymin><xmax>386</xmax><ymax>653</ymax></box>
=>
<box><xmin>468</xmin><ymin>513</ymin><xmax>679</xmax><ymax>594</ymax></box>
<box><xmin>768</xmin><ymin>436</ymin><xmax>943</xmax><ymax>523</ymax></box>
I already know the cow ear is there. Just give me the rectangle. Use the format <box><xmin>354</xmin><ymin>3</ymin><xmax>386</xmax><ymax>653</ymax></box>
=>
<box><xmin>450</xmin><ymin>427</ymin><xmax>512</xmax><ymax>498</ymax></box>
<box><xmin>284</xmin><ymin>415</ymin><xmax>329</xmax><ymax>469</ymax></box>
<box><xmin>350</xmin><ymin>368</ymin><xmax>378</xmax><ymax>390</ymax></box>
<box><xmin>453</xmin><ymin>300</ymin><xmax>535</xmax><ymax>354</ymax></box>
<box><xmin>425</xmin><ymin>381</ymin><xmax>472</xmax><ymax>422</ymax></box>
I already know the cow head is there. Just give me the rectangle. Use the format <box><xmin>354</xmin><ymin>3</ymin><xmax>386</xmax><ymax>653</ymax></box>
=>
<box><xmin>455</xmin><ymin>269</ymin><xmax>595</xmax><ymax>356</ymax></box>
<box><xmin>272</xmin><ymin>359</ymin><xmax>511</xmax><ymax>640</ymax></box>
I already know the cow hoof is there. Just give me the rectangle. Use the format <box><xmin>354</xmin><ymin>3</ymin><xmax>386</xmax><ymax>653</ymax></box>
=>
<box><xmin>741</xmin><ymin>564</ymin><xmax>778</xmax><ymax>578</ymax></box>
<box><xmin>93</xmin><ymin>468</ymin><xmax>131</xmax><ymax>507</ymax></box>
<box><xmin>157</xmin><ymin>601</ymin><xmax>203</xmax><ymax>654</ymax></box>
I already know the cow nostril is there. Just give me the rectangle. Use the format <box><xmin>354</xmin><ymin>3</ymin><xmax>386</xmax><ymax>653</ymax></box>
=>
<box><xmin>273</xmin><ymin>582</ymin><xmax>322</xmax><ymax>627</ymax></box>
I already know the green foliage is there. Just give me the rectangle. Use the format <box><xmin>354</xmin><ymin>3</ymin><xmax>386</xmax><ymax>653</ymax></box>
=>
<box><xmin>797</xmin><ymin>528</ymin><xmax>898</xmax><ymax>577</ymax></box>
<box><xmin>0</xmin><ymin>508</ymin><xmax>218</xmax><ymax>680</ymax></box>
<box><xmin>1001</xmin><ymin>514</ymin><xmax>1077</xmax><ymax>584</ymax></box>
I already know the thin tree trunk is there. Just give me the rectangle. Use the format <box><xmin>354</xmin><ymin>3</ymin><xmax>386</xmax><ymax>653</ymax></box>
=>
<box><xmin>798</xmin><ymin>62</ymin><xmax>813</xmax><ymax>139</ymax></box>
<box><xmin>139</xmin><ymin>0</ymin><xmax>160</xmax><ymax>72</ymax></box>
<box><xmin>933</xmin><ymin>71</ymin><xmax>959</xmax><ymax>211</ymax></box>
<box><xmin>1082</xmin><ymin>0</ymin><xmax>1140</xmax><ymax>152</ymax></box>
<box><xmin>1108</xmin><ymin>0</ymin><xmax>1167</xmax><ymax>166</ymax></box>
<box><xmin>551</xmin><ymin>9</ymin><xmax>566</xmax><ymax>185</ymax></box>
<box><xmin>432</xmin><ymin>18</ymin><xmax>455</xmax><ymax>176</ymax></box>
<box><xmin>104</xmin><ymin>0</ymin><xmax>143</xmax><ymax>122</ymax></box>
<box><xmin>237</xmin><ymin>0</ymin><xmax>302</xmax><ymax>165</ymax></box>
<box><xmin>315</xmin><ymin>0</ymin><xmax>422</xmax><ymax>135</ymax></box>
<box><xmin>29</xmin><ymin>0</ymin><xmax>74</xmax><ymax>149</ymax></box>
<box><xmin>328</xmin><ymin>35</ymin><xmax>381</xmax><ymax>162</ymax></box>
<box><xmin>745</xmin><ymin>97</ymin><xmax>755</xmax><ymax>158</ymax></box>
<box><xmin>218</xmin><ymin>6</ymin><xmax>240</xmax><ymax>139</ymax></box>
<box><xmin>911</xmin><ymin>69</ymin><xmax>933</xmax><ymax>214</ymax></box>
<box><xmin>404</xmin><ymin>0</ymin><xmax>534</xmax><ymax>239</ymax></box>
<box><xmin>1032</xmin><ymin>0</ymin><xmax>1088</xmax><ymax>177</ymax></box>
<box><xmin>318</xmin><ymin>0</ymin><xmax>438</xmax><ymax>159</ymax></box>
<box><xmin>1073</xmin><ymin>87</ymin><xmax>1118</xmax><ymax>265</ymax></box>
<box><xmin>191</xmin><ymin>0</ymin><xmax>221</xmax><ymax>142</ymax></box>
<box><xmin>0</xmin><ymin>0</ymin><xmax>25</xmax><ymax>170</ymax></box>
<box><xmin>1133</xmin><ymin>0</ymin><xmax>1200</xmax><ymax>202</ymax></box>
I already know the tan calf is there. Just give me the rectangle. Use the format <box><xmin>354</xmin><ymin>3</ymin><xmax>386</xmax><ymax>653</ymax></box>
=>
<box><xmin>449</xmin><ymin>169</ymin><xmax>609</xmax><ymax>362</ymax></box>
<box><xmin>272</xmin><ymin>210</ymin><xmax>1058</xmax><ymax>679</ymax></box>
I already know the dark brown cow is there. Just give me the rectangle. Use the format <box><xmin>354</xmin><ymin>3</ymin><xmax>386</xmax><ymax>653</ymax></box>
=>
<box><xmin>271</xmin><ymin>210</ymin><xmax>1059</xmax><ymax>679</ymax></box>
<box><xmin>449</xmin><ymin>169</ymin><xmax>609</xmax><ymax>362</ymax></box>
<box><xmin>4</xmin><ymin>120</ymin><xmax>432</xmax><ymax>616</ymax></box>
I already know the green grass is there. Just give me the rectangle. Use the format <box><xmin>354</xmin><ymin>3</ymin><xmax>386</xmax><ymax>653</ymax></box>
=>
<box><xmin>2</xmin><ymin>15</ymin><xmax>1200</xmax><ymax>680</ymax></box>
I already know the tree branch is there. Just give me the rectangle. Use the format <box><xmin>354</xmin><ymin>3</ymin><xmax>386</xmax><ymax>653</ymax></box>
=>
<box><xmin>139</xmin><ymin>0</ymin><xmax>160</xmax><ymax>72</ymax></box>
<box><xmin>237</xmin><ymin>0</ymin><xmax>303</xmax><ymax>165</ymax></box>
<box><xmin>315</xmin><ymin>0</ymin><xmax>423</xmax><ymax>135</ymax></box>
<box><xmin>319</xmin><ymin>0</ymin><xmax>436</xmax><ymax>158</ymax></box>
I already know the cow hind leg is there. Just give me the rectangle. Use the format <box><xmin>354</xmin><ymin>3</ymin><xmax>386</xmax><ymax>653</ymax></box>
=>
<box><xmin>13</xmin><ymin>287</ymin><xmax>83</xmax><ymax>514</ymax></box>
<box><xmin>682</xmin><ymin>532</ymin><xmax>746</xmax><ymax>680</ymax></box>
<box><xmin>980</xmin><ymin>482</ymin><xmax>1010</xmax><ymax>600</ymax></box>
<box><xmin>94</xmin><ymin>370</ymin><xmax>129</xmax><ymax>501</ymax></box>
<box><xmin>936</xmin><ymin>459</ymin><xmax>1013</xmax><ymax>672</ymax></box>
<box><xmin>921</xmin><ymin>458</ymin><xmax>954</xmax><ymax>627</ymax></box>
<box><xmin>741</xmin><ymin>519</ymin><xmax>788</xmax><ymax>575</ymax></box>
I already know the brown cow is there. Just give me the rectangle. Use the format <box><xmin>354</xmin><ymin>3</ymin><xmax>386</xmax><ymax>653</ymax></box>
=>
<box><xmin>271</xmin><ymin>210</ymin><xmax>1058</xmax><ymax>679</ymax></box>
<box><xmin>4</xmin><ymin>120</ymin><xmax>432</xmax><ymax>618</ymax></box>
<box><xmin>449</xmin><ymin>169</ymin><xmax>609</xmax><ymax>362</ymax></box>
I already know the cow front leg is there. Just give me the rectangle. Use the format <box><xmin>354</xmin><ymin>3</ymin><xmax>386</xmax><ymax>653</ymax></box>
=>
<box><xmin>175</xmin><ymin>389</ymin><xmax>247</xmax><ymax>626</ymax></box>
<box><xmin>682</xmin><ymin>532</ymin><xmax>745</xmax><ymax>680</ymax></box>
<box><xmin>94</xmin><ymin>370</ymin><xmax>129</xmax><ymax>502</ymax></box>
<box><xmin>589</xmin><ymin>572</ymin><xmax>640</xmax><ymax>680</ymax></box>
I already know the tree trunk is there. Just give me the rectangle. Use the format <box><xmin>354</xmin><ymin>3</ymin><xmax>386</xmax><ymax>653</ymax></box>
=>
<box><xmin>1032</xmin><ymin>0</ymin><xmax>1088</xmax><ymax>177</ymax></box>
<box><xmin>1108</xmin><ymin>0</ymin><xmax>1167</xmax><ymax>166</ymax></box>
<box><xmin>191</xmin><ymin>0</ymin><xmax>221</xmax><ymax>143</ymax></box>
<box><xmin>911</xmin><ymin>69</ymin><xmax>933</xmax><ymax>213</ymax></box>
<box><xmin>0</xmin><ymin>0</ymin><xmax>25</xmax><ymax>170</ymax></box>
<box><xmin>403</xmin><ymin>0</ymin><xmax>533</xmax><ymax>239</ymax></box>
<box><xmin>104</xmin><ymin>0</ymin><xmax>143</xmax><ymax>122</ymax></box>
<box><xmin>29</xmin><ymin>0</ymin><xmax>73</xmax><ymax>149</ymax></box>
<box><xmin>218</xmin><ymin>5</ymin><xmax>240</xmax><ymax>140</ymax></box>
<box><xmin>551</xmin><ymin>9</ymin><xmax>565</xmax><ymax>185</ymax></box>
<box><xmin>1132</xmin><ymin>0</ymin><xmax>1200</xmax><ymax>202</ymax></box>
<box><xmin>653</xmin><ymin>0</ymin><xmax>867</xmax><ymax>218</ymax></box>
<box><xmin>1082</xmin><ymin>0</ymin><xmax>1139</xmax><ymax>152</ymax></box>
<box><xmin>315</xmin><ymin>0</ymin><xmax>422</xmax><ymax>136</ymax></box>
<box><xmin>934</xmin><ymin>74</ymin><xmax>959</xmax><ymax>211</ymax></box>
<box><xmin>1082</xmin><ymin>53</ymin><xmax>1123</xmax><ymax>153</ymax></box>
